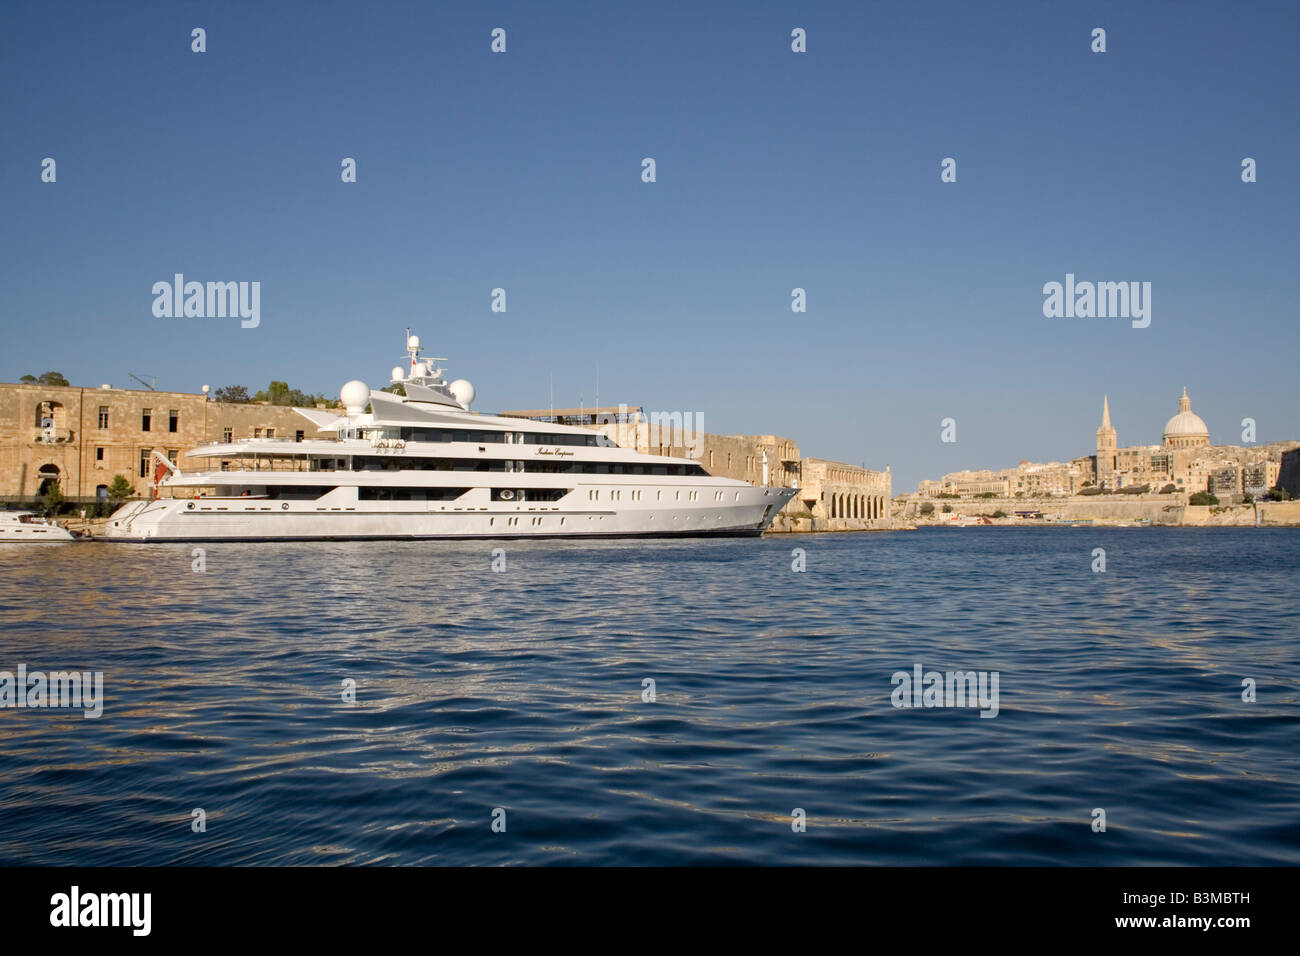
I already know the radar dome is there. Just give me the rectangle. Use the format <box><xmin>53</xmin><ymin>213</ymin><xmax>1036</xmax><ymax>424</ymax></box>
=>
<box><xmin>407</xmin><ymin>334</ymin><xmax>421</xmax><ymax>351</ymax></box>
<box><xmin>391</xmin><ymin>366</ymin><xmax>405</xmax><ymax>381</ymax></box>
<box><xmin>340</xmin><ymin>380</ymin><xmax>370</xmax><ymax>413</ymax></box>
<box><xmin>449</xmin><ymin>379</ymin><xmax>476</xmax><ymax>408</ymax></box>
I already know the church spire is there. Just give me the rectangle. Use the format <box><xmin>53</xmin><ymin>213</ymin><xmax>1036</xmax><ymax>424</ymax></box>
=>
<box><xmin>1101</xmin><ymin>394</ymin><xmax>1111</xmax><ymax>430</ymax></box>
<box><xmin>1179</xmin><ymin>387</ymin><xmax>1191</xmax><ymax>413</ymax></box>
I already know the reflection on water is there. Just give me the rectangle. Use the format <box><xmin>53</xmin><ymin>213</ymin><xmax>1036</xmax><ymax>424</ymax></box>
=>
<box><xmin>0</xmin><ymin>528</ymin><xmax>1297</xmax><ymax>865</ymax></box>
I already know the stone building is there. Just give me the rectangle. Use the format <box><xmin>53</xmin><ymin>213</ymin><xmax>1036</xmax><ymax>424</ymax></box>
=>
<box><xmin>918</xmin><ymin>470</ymin><xmax>1013</xmax><ymax>497</ymax></box>
<box><xmin>0</xmin><ymin>381</ymin><xmax>326</xmax><ymax>500</ymax></box>
<box><xmin>917</xmin><ymin>388</ymin><xmax>1295</xmax><ymax>501</ymax></box>
<box><xmin>795</xmin><ymin>459</ymin><xmax>891</xmax><ymax>529</ymax></box>
<box><xmin>918</xmin><ymin>461</ymin><xmax>1086</xmax><ymax>499</ymax></box>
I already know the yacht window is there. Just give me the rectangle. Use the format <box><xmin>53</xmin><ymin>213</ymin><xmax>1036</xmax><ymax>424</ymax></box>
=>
<box><xmin>359</xmin><ymin>487</ymin><xmax>468</xmax><ymax>501</ymax></box>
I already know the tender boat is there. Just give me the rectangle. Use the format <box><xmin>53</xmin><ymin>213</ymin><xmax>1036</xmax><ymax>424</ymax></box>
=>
<box><xmin>103</xmin><ymin>332</ymin><xmax>798</xmax><ymax>541</ymax></box>
<box><xmin>0</xmin><ymin>512</ymin><xmax>77</xmax><ymax>542</ymax></box>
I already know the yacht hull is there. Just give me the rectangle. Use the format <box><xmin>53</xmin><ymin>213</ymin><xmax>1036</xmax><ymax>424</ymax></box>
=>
<box><xmin>101</xmin><ymin>489</ymin><xmax>796</xmax><ymax>542</ymax></box>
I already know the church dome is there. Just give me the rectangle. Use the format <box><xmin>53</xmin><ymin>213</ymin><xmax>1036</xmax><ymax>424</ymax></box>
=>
<box><xmin>1163</xmin><ymin>388</ymin><xmax>1209</xmax><ymax>447</ymax></box>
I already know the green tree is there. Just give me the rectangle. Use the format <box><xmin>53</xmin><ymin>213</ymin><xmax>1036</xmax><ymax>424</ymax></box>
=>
<box><xmin>1188</xmin><ymin>491</ymin><xmax>1219</xmax><ymax>506</ymax></box>
<box><xmin>213</xmin><ymin>385</ymin><xmax>251</xmax><ymax>403</ymax></box>
<box><xmin>42</xmin><ymin>477</ymin><xmax>65</xmax><ymax>514</ymax></box>
<box><xmin>941</xmin><ymin>503</ymin><xmax>953</xmax><ymax>513</ymax></box>
<box><xmin>252</xmin><ymin>380</ymin><xmax>334</xmax><ymax>407</ymax></box>
<box><xmin>19</xmin><ymin>371</ymin><xmax>69</xmax><ymax>386</ymax></box>
<box><xmin>919</xmin><ymin>502</ymin><xmax>935</xmax><ymax>516</ymax></box>
<box><xmin>1159</xmin><ymin>483</ymin><xmax>1177</xmax><ymax>495</ymax></box>
<box><xmin>106</xmin><ymin>474</ymin><xmax>135</xmax><ymax>506</ymax></box>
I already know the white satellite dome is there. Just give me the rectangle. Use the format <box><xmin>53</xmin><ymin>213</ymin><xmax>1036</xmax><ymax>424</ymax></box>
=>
<box><xmin>391</xmin><ymin>366</ymin><xmax>405</xmax><ymax>381</ymax></box>
<box><xmin>448</xmin><ymin>379</ymin><xmax>476</xmax><ymax>408</ymax></box>
<box><xmin>340</xmin><ymin>380</ymin><xmax>370</xmax><ymax>414</ymax></box>
<box><xmin>407</xmin><ymin>334</ymin><xmax>421</xmax><ymax>351</ymax></box>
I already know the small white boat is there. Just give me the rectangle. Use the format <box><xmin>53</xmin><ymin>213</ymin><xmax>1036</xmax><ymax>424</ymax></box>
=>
<box><xmin>0</xmin><ymin>512</ymin><xmax>77</xmax><ymax>542</ymax></box>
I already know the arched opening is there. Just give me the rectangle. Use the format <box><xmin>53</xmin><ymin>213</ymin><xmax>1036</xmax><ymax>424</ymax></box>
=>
<box><xmin>37</xmin><ymin>464</ymin><xmax>61</xmax><ymax>496</ymax></box>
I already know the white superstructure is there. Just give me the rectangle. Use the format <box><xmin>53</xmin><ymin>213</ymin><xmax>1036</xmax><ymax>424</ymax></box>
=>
<box><xmin>103</xmin><ymin>333</ymin><xmax>797</xmax><ymax>541</ymax></box>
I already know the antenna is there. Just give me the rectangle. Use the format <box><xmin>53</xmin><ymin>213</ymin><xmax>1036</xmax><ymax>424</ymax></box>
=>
<box><xmin>129</xmin><ymin>372</ymin><xmax>157</xmax><ymax>391</ymax></box>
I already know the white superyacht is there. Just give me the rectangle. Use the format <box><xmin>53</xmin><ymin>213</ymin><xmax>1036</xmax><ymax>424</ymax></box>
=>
<box><xmin>103</xmin><ymin>334</ymin><xmax>797</xmax><ymax>541</ymax></box>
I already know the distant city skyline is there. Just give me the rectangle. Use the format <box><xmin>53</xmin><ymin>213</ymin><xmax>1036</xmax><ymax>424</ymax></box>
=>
<box><xmin>3</xmin><ymin>0</ymin><xmax>1297</xmax><ymax>492</ymax></box>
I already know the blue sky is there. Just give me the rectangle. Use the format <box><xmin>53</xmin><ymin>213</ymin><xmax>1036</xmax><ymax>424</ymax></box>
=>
<box><xmin>2</xmin><ymin>0</ymin><xmax>1296</xmax><ymax>491</ymax></box>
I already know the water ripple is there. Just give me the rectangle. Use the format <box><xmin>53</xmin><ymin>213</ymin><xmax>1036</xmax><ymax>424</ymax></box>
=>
<box><xmin>0</xmin><ymin>528</ymin><xmax>1297</xmax><ymax>864</ymax></box>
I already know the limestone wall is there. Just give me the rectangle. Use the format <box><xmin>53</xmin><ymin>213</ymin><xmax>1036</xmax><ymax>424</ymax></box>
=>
<box><xmin>0</xmin><ymin>382</ymin><xmax>327</xmax><ymax>497</ymax></box>
<box><xmin>899</xmin><ymin>493</ymin><xmax>1300</xmax><ymax>527</ymax></box>
<box><xmin>1181</xmin><ymin>501</ymin><xmax>1300</xmax><ymax>527</ymax></box>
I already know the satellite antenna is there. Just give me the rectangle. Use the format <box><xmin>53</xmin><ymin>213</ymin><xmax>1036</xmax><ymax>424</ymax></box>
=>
<box><xmin>129</xmin><ymin>372</ymin><xmax>157</xmax><ymax>390</ymax></box>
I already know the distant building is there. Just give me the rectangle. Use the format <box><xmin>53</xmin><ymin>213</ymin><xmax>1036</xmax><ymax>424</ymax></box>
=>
<box><xmin>916</xmin><ymin>388</ymin><xmax>1297</xmax><ymax>499</ymax></box>
<box><xmin>0</xmin><ymin>381</ymin><xmax>326</xmax><ymax>500</ymax></box>
<box><xmin>796</xmin><ymin>459</ymin><xmax>891</xmax><ymax>528</ymax></box>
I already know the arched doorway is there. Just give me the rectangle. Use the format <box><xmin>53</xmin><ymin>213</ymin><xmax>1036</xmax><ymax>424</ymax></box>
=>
<box><xmin>37</xmin><ymin>464</ymin><xmax>61</xmax><ymax>496</ymax></box>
